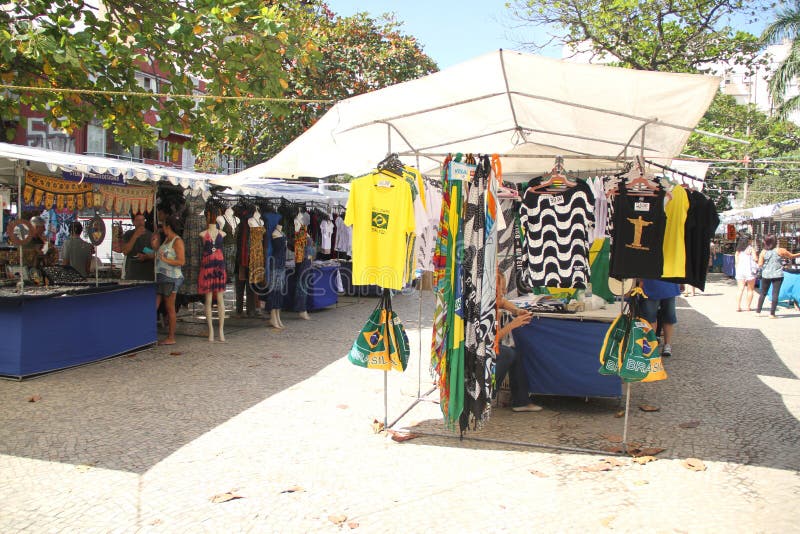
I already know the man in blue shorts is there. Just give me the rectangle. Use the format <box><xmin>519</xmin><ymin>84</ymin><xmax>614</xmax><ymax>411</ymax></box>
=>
<box><xmin>638</xmin><ymin>279</ymin><xmax>682</xmax><ymax>358</ymax></box>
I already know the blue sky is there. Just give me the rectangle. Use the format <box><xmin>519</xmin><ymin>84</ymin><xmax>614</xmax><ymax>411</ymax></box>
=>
<box><xmin>324</xmin><ymin>1</ymin><xmax>777</xmax><ymax>69</ymax></box>
<box><xmin>324</xmin><ymin>0</ymin><xmax>543</xmax><ymax>68</ymax></box>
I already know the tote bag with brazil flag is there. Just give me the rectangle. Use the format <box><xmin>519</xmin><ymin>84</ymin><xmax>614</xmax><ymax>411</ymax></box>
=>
<box><xmin>347</xmin><ymin>290</ymin><xmax>410</xmax><ymax>372</ymax></box>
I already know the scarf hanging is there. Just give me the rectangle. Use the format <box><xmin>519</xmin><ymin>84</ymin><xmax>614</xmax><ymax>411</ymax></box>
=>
<box><xmin>23</xmin><ymin>170</ymin><xmax>93</xmax><ymax>210</ymax></box>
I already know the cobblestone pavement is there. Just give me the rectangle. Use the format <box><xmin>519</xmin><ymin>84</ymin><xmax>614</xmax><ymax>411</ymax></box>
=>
<box><xmin>1</xmin><ymin>274</ymin><xmax>799</xmax><ymax>532</ymax></box>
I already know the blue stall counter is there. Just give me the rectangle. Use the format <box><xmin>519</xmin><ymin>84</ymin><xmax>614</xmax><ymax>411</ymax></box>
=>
<box><xmin>513</xmin><ymin>310</ymin><xmax>622</xmax><ymax>399</ymax></box>
<box><xmin>0</xmin><ymin>282</ymin><xmax>156</xmax><ymax>379</ymax></box>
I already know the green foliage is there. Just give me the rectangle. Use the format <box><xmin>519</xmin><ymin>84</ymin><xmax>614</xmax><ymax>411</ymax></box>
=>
<box><xmin>506</xmin><ymin>0</ymin><xmax>771</xmax><ymax>73</ymax></box>
<box><xmin>684</xmin><ymin>93</ymin><xmax>800</xmax><ymax>208</ymax></box>
<box><xmin>203</xmin><ymin>4</ymin><xmax>438</xmax><ymax>168</ymax></box>
<box><xmin>761</xmin><ymin>1</ymin><xmax>800</xmax><ymax>119</ymax></box>
<box><xmin>0</xmin><ymin>0</ymin><xmax>317</xmax><ymax>151</ymax></box>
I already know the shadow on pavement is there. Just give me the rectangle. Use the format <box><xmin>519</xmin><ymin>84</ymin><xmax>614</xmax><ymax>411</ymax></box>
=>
<box><xmin>397</xmin><ymin>306</ymin><xmax>800</xmax><ymax>471</ymax></box>
<box><xmin>0</xmin><ymin>300</ymin><xmax>372</xmax><ymax>475</ymax></box>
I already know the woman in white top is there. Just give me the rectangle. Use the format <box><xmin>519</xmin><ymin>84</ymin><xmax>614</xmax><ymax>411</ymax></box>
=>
<box><xmin>155</xmin><ymin>215</ymin><xmax>185</xmax><ymax>345</ymax></box>
<box><xmin>734</xmin><ymin>236</ymin><xmax>758</xmax><ymax>312</ymax></box>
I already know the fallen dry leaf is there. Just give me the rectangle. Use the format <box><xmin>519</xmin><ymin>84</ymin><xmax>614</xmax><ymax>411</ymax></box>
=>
<box><xmin>639</xmin><ymin>404</ymin><xmax>660</xmax><ymax>412</ymax></box>
<box><xmin>580</xmin><ymin>464</ymin><xmax>612</xmax><ymax>472</ymax></box>
<box><xmin>328</xmin><ymin>514</ymin><xmax>347</xmax><ymax>525</ymax></box>
<box><xmin>633</xmin><ymin>480</ymin><xmax>650</xmax><ymax>485</ymax></box>
<box><xmin>387</xmin><ymin>430</ymin><xmax>421</xmax><ymax>443</ymax></box>
<box><xmin>371</xmin><ymin>419</ymin><xmax>385</xmax><ymax>434</ymax></box>
<box><xmin>600</xmin><ymin>516</ymin><xmax>616</xmax><ymax>528</ymax></box>
<box><xmin>27</xmin><ymin>395</ymin><xmax>42</xmax><ymax>403</ymax></box>
<box><xmin>347</xmin><ymin>521</ymin><xmax>360</xmax><ymax>529</ymax></box>
<box><xmin>336</xmin><ymin>404</ymin><xmax>349</xmax><ymax>410</ymax></box>
<box><xmin>679</xmin><ymin>420</ymin><xmax>701</xmax><ymax>429</ymax></box>
<box><xmin>604</xmin><ymin>445</ymin><xmax>624</xmax><ymax>454</ymax></box>
<box><xmin>75</xmin><ymin>464</ymin><xmax>94</xmax><ymax>472</ymax></box>
<box><xmin>614</xmin><ymin>410</ymin><xmax>626</xmax><ymax>418</ymax></box>
<box><xmin>169</xmin><ymin>351</ymin><xmax>183</xmax><ymax>356</ymax></box>
<box><xmin>210</xmin><ymin>492</ymin><xmax>243</xmax><ymax>503</ymax></box>
<box><xmin>528</xmin><ymin>469</ymin><xmax>549</xmax><ymax>478</ymax></box>
<box><xmin>627</xmin><ymin>445</ymin><xmax>665</xmax><ymax>458</ymax></box>
<box><xmin>280</xmin><ymin>485</ymin><xmax>304</xmax><ymax>494</ymax></box>
<box><xmin>604</xmin><ymin>457</ymin><xmax>627</xmax><ymax>467</ymax></box>
<box><xmin>602</xmin><ymin>433</ymin><xmax>623</xmax><ymax>443</ymax></box>
<box><xmin>126</xmin><ymin>353</ymin><xmax>138</xmax><ymax>358</ymax></box>
<box><xmin>632</xmin><ymin>456</ymin><xmax>658</xmax><ymax>465</ymax></box>
<box><xmin>149</xmin><ymin>519</ymin><xmax>163</xmax><ymax>526</ymax></box>
<box><xmin>682</xmin><ymin>458</ymin><xmax>707</xmax><ymax>472</ymax></box>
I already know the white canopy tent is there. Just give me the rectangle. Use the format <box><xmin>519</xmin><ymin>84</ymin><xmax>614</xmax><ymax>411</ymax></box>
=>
<box><xmin>0</xmin><ymin>142</ymin><xmax>212</xmax><ymax>193</ymax></box>
<box><xmin>230</xmin><ymin>50</ymin><xmax>720</xmax><ymax>181</ymax></box>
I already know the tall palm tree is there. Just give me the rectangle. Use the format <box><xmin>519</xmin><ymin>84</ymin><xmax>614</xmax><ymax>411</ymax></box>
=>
<box><xmin>762</xmin><ymin>1</ymin><xmax>800</xmax><ymax>119</ymax></box>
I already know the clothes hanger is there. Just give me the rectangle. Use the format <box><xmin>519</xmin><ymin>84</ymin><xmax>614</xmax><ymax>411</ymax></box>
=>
<box><xmin>527</xmin><ymin>156</ymin><xmax>576</xmax><ymax>194</ymax></box>
<box><xmin>376</xmin><ymin>153</ymin><xmax>405</xmax><ymax>177</ymax></box>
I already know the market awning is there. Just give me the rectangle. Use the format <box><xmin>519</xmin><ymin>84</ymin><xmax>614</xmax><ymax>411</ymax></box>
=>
<box><xmin>232</xmin><ymin>50</ymin><xmax>720</xmax><ymax>180</ymax></box>
<box><xmin>212</xmin><ymin>175</ymin><xmax>349</xmax><ymax>205</ymax></box>
<box><xmin>0</xmin><ymin>142</ymin><xmax>212</xmax><ymax>192</ymax></box>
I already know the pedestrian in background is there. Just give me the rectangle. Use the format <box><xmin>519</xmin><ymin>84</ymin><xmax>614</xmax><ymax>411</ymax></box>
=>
<box><xmin>756</xmin><ymin>234</ymin><xmax>800</xmax><ymax>318</ymax></box>
<box><xmin>734</xmin><ymin>235</ymin><xmax>758</xmax><ymax>312</ymax></box>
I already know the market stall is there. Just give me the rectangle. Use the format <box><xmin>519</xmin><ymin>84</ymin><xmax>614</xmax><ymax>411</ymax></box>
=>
<box><xmin>0</xmin><ymin>143</ymin><xmax>212</xmax><ymax>378</ymax></box>
<box><xmin>236</xmin><ymin>50</ymin><xmax>721</xmax><ymax>447</ymax></box>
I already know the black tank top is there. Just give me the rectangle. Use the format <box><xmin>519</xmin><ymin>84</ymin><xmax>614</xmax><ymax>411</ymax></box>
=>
<box><xmin>610</xmin><ymin>184</ymin><xmax>666</xmax><ymax>279</ymax></box>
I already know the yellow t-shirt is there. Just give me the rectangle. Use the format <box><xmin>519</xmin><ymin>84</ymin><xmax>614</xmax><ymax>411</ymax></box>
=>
<box><xmin>662</xmin><ymin>185</ymin><xmax>689</xmax><ymax>278</ymax></box>
<box><xmin>344</xmin><ymin>172</ymin><xmax>416</xmax><ymax>290</ymax></box>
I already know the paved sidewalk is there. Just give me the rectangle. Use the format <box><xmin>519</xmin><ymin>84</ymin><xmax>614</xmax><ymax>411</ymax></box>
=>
<box><xmin>1</xmin><ymin>274</ymin><xmax>798</xmax><ymax>532</ymax></box>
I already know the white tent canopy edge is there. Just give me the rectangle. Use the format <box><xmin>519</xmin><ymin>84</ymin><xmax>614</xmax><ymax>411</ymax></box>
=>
<box><xmin>230</xmin><ymin>49</ymin><xmax>720</xmax><ymax>181</ymax></box>
<box><xmin>0</xmin><ymin>142</ymin><xmax>212</xmax><ymax>193</ymax></box>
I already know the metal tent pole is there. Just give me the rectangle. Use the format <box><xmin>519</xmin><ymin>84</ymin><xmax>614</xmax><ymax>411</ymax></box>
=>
<box><xmin>16</xmin><ymin>160</ymin><xmax>24</xmax><ymax>294</ymax></box>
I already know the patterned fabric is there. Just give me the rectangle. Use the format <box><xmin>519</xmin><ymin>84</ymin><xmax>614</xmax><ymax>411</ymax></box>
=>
<box><xmin>23</xmin><ymin>171</ymin><xmax>93</xmax><ymax>210</ymax></box>
<box><xmin>460</xmin><ymin>156</ymin><xmax>500</xmax><ymax>431</ymax></box>
<box><xmin>198</xmin><ymin>232</ymin><xmax>227</xmax><ymax>294</ymax></box>
<box><xmin>497</xmin><ymin>198</ymin><xmax>520</xmax><ymax>298</ymax></box>
<box><xmin>221</xmin><ymin>217</ymin><xmax>237</xmax><ymax>278</ymax></box>
<box><xmin>519</xmin><ymin>181</ymin><xmax>595</xmax><ymax>288</ymax></box>
<box><xmin>417</xmin><ymin>182</ymin><xmax>443</xmax><ymax>272</ymax></box>
<box><xmin>294</xmin><ymin>226</ymin><xmax>308</xmax><ymax>264</ymax></box>
<box><xmin>430</xmin><ymin>156</ymin><xmax>468</xmax><ymax>430</ymax></box>
<box><xmin>97</xmin><ymin>184</ymin><xmax>155</xmax><ymax>214</ymax></box>
<box><xmin>180</xmin><ymin>195</ymin><xmax>205</xmax><ymax>295</ymax></box>
<box><xmin>249</xmin><ymin>226</ymin><xmax>266</xmax><ymax>285</ymax></box>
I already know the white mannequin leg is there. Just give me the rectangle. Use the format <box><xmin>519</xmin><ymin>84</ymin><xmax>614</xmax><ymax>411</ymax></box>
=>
<box><xmin>276</xmin><ymin>309</ymin><xmax>284</xmax><ymax>328</ymax></box>
<box><xmin>298</xmin><ymin>311</ymin><xmax>310</xmax><ymax>320</ymax></box>
<box><xmin>269</xmin><ymin>309</ymin><xmax>283</xmax><ymax>329</ymax></box>
<box><xmin>216</xmin><ymin>291</ymin><xmax>226</xmax><ymax>342</ymax></box>
<box><xmin>204</xmin><ymin>293</ymin><xmax>214</xmax><ymax>342</ymax></box>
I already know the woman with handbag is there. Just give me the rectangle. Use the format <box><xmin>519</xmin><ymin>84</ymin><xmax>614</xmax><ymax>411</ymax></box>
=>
<box><xmin>755</xmin><ymin>234</ymin><xmax>800</xmax><ymax>318</ymax></box>
<box><xmin>734</xmin><ymin>236</ymin><xmax>758</xmax><ymax>312</ymax></box>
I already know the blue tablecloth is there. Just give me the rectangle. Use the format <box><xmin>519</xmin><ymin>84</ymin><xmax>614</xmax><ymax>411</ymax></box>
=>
<box><xmin>766</xmin><ymin>270</ymin><xmax>800</xmax><ymax>306</ymax></box>
<box><xmin>722</xmin><ymin>254</ymin><xmax>735</xmax><ymax>277</ymax></box>
<box><xmin>0</xmin><ymin>283</ymin><xmax>156</xmax><ymax>378</ymax></box>
<box><xmin>513</xmin><ymin>316</ymin><xmax>622</xmax><ymax>399</ymax></box>
<box><xmin>284</xmin><ymin>264</ymin><xmax>339</xmax><ymax>311</ymax></box>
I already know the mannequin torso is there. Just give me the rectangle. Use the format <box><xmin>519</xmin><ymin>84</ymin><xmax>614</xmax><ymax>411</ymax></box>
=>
<box><xmin>249</xmin><ymin>210</ymin><xmax>264</xmax><ymax>227</ymax></box>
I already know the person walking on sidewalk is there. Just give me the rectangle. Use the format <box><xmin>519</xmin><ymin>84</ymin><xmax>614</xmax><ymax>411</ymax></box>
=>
<box><xmin>639</xmin><ymin>279</ymin><xmax>681</xmax><ymax>358</ymax></box>
<box><xmin>755</xmin><ymin>234</ymin><xmax>800</xmax><ymax>318</ymax></box>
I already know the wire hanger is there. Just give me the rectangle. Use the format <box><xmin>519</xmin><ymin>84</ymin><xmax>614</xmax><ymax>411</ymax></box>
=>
<box><xmin>527</xmin><ymin>156</ymin><xmax>577</xmax><ymax>194</ymax></box>
<box><xmin>376</xmin><ymin>153</ymin><xmax>405</xmax><ymax>176</ymax></box>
